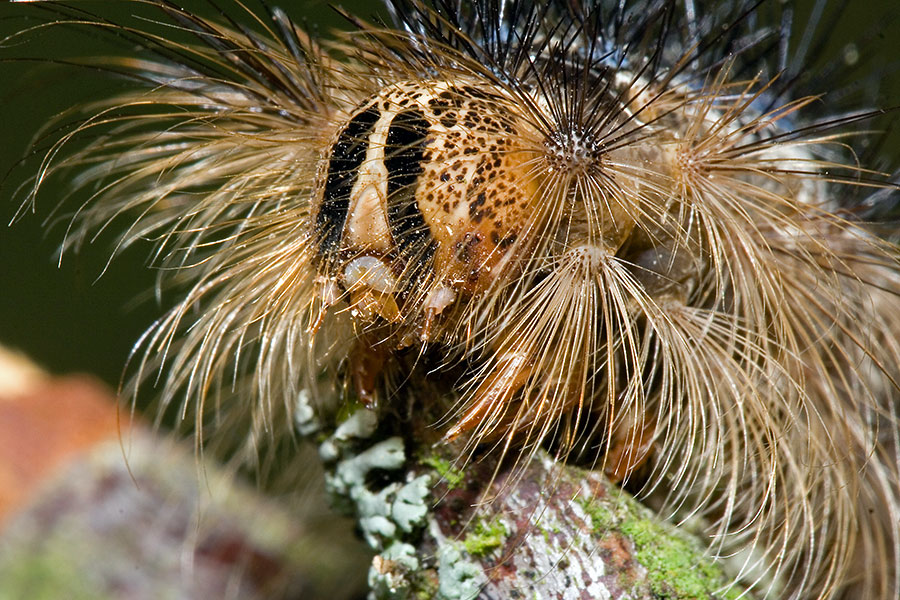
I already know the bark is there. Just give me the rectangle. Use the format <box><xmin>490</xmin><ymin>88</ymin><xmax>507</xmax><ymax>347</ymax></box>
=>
<box><xmin>0</xmin><ymin>347</ymin><xmax>743</xmax><ymax>599</ymax></box>
<box><xmin>0</xmin><ymin>348</ymin><xmax>370</xmax><ymax>600</ymax></box>
<box><xmin>315</xmin><ymin>405</ymin><xmax>747</xmax><ymax>600</ymax></box>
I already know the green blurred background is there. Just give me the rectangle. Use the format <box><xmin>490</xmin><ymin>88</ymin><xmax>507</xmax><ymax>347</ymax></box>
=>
<box><xmin>1</xmin><ymin>0</ymin><xmax>898</xmax><ymax>391</ymax></box>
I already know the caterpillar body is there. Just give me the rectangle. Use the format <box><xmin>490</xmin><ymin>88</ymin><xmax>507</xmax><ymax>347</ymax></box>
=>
<box><xmin>6</xmin><ymin>0</ymin><xmax>900</xmax><ymax>598</ymax></box>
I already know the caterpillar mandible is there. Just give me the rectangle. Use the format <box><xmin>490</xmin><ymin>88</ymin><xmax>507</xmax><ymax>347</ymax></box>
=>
<box><xmin>5</xmin><ymin>1</ymin><xmax>900</xmax><ymax>598</ymax></box>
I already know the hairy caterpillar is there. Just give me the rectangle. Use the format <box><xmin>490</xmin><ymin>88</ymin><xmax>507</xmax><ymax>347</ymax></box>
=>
<box><xmin>4</xmin><ymin>0</ymin><xmax>900</xmax><ymax>598</ymax></box>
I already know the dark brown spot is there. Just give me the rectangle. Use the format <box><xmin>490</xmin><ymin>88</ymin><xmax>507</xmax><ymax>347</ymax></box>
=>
<box><xmin>454</xmin><ymin>232</ymin><xmax>482</xmax><ymax>263</ymax></box>
<box><xmin>499</xmin><ymin>234</ymin><xmax>517</xmax><ymax>248</ymax></box>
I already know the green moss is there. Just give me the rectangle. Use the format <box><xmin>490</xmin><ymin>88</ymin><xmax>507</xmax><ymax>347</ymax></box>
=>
<box><xmin>413</xmin><ymin>569</ymin><xmax>440</xmax><ymax>600</ymax></box>
<box><xmin>462</xmin><ymin>518</ymin><xmax>507</xmax><ymax>557</ymax></box>
<box><xmin>621</xmin><ymin>515</ymin><xmax>739</xmax><ymax>599</ymax></box>
<box><xmin>421</xmin><ymin>455</ymin><xmax>465</xmax><ymax>489</ymax></box>
<box><xmin>539</xmin><ymin>525</ymin><xmax>551</xmax><ymax>544</ymax></box>
<box><xmin>722</xmin><ymin>585</ymin><xmax>744</xmax><ymax>600</ymax></box>
<box><xmin>623</xmin><ymin>517</ymin><xmax>701</xmax><ymax>597</ymax></box>
<box><xmin>0</xmin><ymin>551</ymin><xmax>98</xmax><ymax>600</ymax></box>
<box><xmin>578</xmin><ymin>492</ymin><xmax>743</xmax><ymax>599</ymax></box>
<box><xmin>577</xmin><ymin>497</ymin><xmax>616</xmax><ymax>532</ymax></box>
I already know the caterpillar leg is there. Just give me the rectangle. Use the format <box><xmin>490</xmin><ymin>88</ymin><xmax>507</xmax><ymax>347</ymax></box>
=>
<box><xmin>444</xmin><ymin>350</ymin><xmax>535</xmax><ymax>442</ymax></box>
<box><xmin>349</xmin><ymin>336</ymin><xmax>389</xmax><ymax>408</ymax></box>
<box><xmin>603</xmin><ymin>412</ymin><xmax>654</xmax><ymax>483</ymax></box>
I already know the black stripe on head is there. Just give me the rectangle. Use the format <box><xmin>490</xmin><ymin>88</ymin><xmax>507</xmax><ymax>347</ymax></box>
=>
<box><xmin>316</xmin><ymin>106</ymin><xmax>380</xmax><ymax>256</ymax></box>
<box><xmin>385</xmin><ymin>109</ymin><xmax>435</xmax><ymax>268</ymax></box>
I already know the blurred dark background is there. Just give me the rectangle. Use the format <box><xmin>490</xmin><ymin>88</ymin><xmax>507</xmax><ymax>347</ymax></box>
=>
<box><xmin>0</xmin><ymin>0</ymin><xmax>379</xmax><ymax>389</ymax></box>
<box><xmin>1</xmin><ymin>0</ymin><xmax>898</xmax><ymax>392</ymax></box>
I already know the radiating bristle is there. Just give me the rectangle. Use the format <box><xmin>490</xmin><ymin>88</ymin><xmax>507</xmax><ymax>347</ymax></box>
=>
<box><xmin>6</xmin><ymin>1</ymin><xmax>900</xmax><ymax>598</ymax></box>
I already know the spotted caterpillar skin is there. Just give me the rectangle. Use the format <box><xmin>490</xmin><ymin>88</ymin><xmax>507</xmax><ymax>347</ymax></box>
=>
<box><xmin>7</xmin><ymin>1</ymin><xmax>900</xmax><ymax>598</ymax></box>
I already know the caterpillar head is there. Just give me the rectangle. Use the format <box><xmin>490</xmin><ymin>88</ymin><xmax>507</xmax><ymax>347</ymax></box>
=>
<box><xmin>311</xmin><ymin>81</ymin><xmax>539</xmax><ymax>335</ymax></box>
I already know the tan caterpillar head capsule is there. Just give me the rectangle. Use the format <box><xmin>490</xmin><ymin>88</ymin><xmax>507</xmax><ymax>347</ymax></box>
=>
<box><xmin>312</xmin><ymin>81</ymin><xmax>544</xmax><ymax>340</ymax></box>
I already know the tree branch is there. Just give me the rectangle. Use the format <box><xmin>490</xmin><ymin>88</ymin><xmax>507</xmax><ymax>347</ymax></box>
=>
<box><xmin>316</xmin><ymin>406</ymin><xmax>747</xmax><ymax>600</ymax></box>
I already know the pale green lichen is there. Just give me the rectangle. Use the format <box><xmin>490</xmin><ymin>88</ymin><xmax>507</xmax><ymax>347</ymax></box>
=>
<box><xmin>294</xmin><ymin>389</ymin><xmax>321</xmax><ymax>437</ymax></box>
<box><xmin>392</xmin><ymin>475</ymin><xmax>431</xmax><ymax>534</ymax></box>
<box><xmin>462</xmin><ymin>517</ymin><xmax>507</xmax><ymax>557</ymax></box>
<box><xmin>437</xmin><ymin>542</ymin><xmax>487</xmax><ymax>600</ymax></box>
<box><xmin>334</xmin><ymin>407</ymin><xmax>379</xmax><ymax>441</ymax></box>
<box><xmin>322</xmin><ymin>409</ymin><xmax>432</xmax><ymax>551</ymax></box>
<box><xmin>319</xmin><ymin>408</ymin><xmax>379</xmax><ymax>462</ymax></box>
<box><xmin>330</xmin><ymin>437</ymin><xmax>407</xmax><ymax>496</ymax></box>
<box><xmin>369</xmin><ymin>542</ymin><xmax>420</xmax><ymax>599</ymax></box>
<box><xmin>326</xmin><ymin>437</ymin><xmax>431</xmax><ymax>548</ymax></box>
